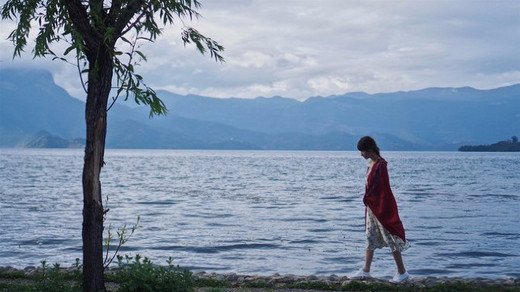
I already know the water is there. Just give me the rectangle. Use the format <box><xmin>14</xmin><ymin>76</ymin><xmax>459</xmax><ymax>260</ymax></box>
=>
<box><xmin>0</xmin><ymin>149</ymin><xmax>519</xmax><ymax>279</ymax></box>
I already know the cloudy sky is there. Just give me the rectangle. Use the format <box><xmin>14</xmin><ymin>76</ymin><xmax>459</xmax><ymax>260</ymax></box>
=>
<box><xmin>1</xmin><ymin>0</ymin><xmax>519</xmax><ymax>100</ymax></box>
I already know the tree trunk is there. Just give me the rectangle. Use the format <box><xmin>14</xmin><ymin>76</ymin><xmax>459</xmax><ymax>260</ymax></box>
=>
<box><xmin>82</xmin><ymin>51</ymin><xmax>113</xmax><ymax>292</ymax></box>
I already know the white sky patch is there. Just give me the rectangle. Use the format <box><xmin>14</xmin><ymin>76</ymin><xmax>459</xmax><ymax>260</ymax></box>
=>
<box><xmin>307</xmin><ymin>76</ymin><xmax>351</xmax><ymax>97</ymax></box>
<box><xmin>231</xmin><ymin>51</ymin><xmax>274</xmax><ymax>68</ymax></box>
<box><xmin>1</xmin><ymin>0</ymin><xmax>519</xmax><ymax>100</ymax></box>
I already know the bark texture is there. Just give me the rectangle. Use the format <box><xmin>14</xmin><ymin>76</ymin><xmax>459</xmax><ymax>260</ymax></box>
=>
<box><xmin>81</xmin><ymin>48</ymin><xmax>113</xmax><ymax>292</ymax></box>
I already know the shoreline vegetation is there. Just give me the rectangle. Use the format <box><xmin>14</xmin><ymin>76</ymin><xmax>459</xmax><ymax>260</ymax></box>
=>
<box><xmin>459</xmin><ymin>136</ymin><xmax>520</xmax><ymax>152</ymax></box>
<box><xmin>1</xmin><ymin>263</ymin><xmax>519</xmax><ymax>292</ymax></box>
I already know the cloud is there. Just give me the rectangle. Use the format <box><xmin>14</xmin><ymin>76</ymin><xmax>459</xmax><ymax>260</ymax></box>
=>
<box><xmin>1</xmin><ymin>0</ymin><xmax>519</xmax><ymax>100</ymax></box>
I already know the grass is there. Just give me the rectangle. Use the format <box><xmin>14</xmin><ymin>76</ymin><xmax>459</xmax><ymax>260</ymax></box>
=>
<box><xmin>1</xmin><ymin>257</ymin><xmax>519</xmax><ymax>292</ymax></box>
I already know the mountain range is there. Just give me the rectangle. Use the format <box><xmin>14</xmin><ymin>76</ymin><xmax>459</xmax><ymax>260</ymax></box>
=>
<box><xmin>1</xmin><ymin>67</ymin><xmax>519</xmax><ymax>150</ymax></box>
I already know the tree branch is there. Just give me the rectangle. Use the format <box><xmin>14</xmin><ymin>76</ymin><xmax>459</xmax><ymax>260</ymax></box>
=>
<box><xmin>63</xmin><ymin>0</ymin><xmax>99</xmax><ymax>52</ymax></box>
<box><xmin>119</xmin><ymin>9</ymin><xmax>147</xmax><ymax>37</ymax></box>
<box><xmin>113</xmin><ymin>0</ymin><xmax>146</xmax><ymax>36</ymax></box>
<box><xmin>107</xmin><ymin>0</ymin><xmax>123</xmax><ymax>27</ymax></box>
<box><xmin>77</xmin><ymin>55</ymin><xmax>88</xmax><ymax>94</ymax></box>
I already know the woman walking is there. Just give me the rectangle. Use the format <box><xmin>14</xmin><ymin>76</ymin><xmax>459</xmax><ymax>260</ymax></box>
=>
<box><xmin>350</xmin><ymin>136</ymin><xmax>411</xmax><ymax>283</ymax></box>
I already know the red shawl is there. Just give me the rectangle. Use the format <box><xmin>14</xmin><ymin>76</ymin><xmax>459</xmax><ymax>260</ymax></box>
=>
<box><xmin>364</xmin><ymin>158</ymin><xmax>406</xmax><ymax>241</ymax></box>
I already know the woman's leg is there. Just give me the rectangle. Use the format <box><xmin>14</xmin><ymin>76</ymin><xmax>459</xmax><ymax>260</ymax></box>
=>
<box><xmin>363</xmin><ymin>249</ymin><xmax>374</xmax><ymax>272</ymax></box>
<box><xmin>392</xmin><ymin>251</ymin><xmax>406</xmax><ymax>274</ymax></box>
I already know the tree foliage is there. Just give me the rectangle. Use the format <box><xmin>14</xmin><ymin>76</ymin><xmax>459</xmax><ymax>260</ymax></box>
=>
<box><xmin>2</xmin><ymin>0</ymin><xmax>224</xmax><ymax>116</ymax></box>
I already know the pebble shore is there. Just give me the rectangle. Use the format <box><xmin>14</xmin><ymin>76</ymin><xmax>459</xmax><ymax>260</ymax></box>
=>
<box><xmin>193</xmin><ymin>271</ymin><xmax>520</xmax><ymax>288</ymax></box>
<box><xmin>1</xmin><ymin>266</ymin><xmax>519</xmax><ymax>290</ymax></box>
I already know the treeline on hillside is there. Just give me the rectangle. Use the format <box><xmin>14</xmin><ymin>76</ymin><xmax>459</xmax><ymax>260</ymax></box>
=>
<box><xmin>459</xmin><ymin>136</ymin><xmax>520</xmax><ymax>152</ymax></box>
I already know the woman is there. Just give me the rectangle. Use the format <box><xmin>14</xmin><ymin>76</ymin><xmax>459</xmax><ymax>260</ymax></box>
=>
<box><xmin>350</xmin><ymin>136</ymin><xmax>411</xmax><ymax>283</ymax></box>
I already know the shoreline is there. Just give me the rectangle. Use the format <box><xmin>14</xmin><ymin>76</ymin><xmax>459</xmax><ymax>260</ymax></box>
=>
<box><xmin>1</xmin><ymin>266</ymin><xmax>519</xmax><ymax>290</ymax></box>
<box><xmin>193</xmin><ymin>271</ymin><xmax>520</xmax><ymax>288</ymax></box>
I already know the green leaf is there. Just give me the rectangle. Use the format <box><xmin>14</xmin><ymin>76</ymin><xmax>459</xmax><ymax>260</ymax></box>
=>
<box><xmin>63</xmin><ymin>46</ymin><xmax>74</xmax><ymax>56</ymax></box>
<box><xmin>136</xmin><ymin>50</ymin><xmax>147</xmax><ymax>61</ymax></box>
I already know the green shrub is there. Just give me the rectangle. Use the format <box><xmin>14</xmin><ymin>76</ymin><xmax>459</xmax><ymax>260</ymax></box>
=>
<box><xmin>115</xmin><ymin>254</ymin><xmax>194</xmax><ymax>292</ymax></box>
<box><xmin>32</xmin><ymin>260</ymin><xmax>82</xmax><ymax>292</ymax></box>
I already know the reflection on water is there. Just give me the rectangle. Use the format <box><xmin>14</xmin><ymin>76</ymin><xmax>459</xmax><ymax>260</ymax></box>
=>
<box><xmin>0</xmin><ymin>149</ymin><xmax>519</xmax><ymax>279</ymax></box>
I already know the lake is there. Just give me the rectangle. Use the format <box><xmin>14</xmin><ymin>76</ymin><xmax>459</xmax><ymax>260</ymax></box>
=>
<box><xmin>0</xmin><ymin>149</ymin><xmax>519</xmax><ymax>279</ymax></box>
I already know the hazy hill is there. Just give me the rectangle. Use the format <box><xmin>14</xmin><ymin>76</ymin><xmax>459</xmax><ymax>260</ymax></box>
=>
<box><xmin>150</xmin><ymin>85</ymin><xmax>520</xmax><ymax>150</ymax></box>
<box><xmin>1</xmin><ymin>67</ymin><xmax>519</xmax><ymax>150</ymax></box>
<box><xmin>0</xmin><ymin>68</ymin><xmax>85</xmax><ymax>146</ymax></box>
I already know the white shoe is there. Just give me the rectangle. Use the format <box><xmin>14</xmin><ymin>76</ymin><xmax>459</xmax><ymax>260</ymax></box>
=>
<box><xmin>389</xmin><ymin>271</ymin><xmax>410</xmax><ymax>283</ymax></box>
<box><xmin>349</xmin><ymin>268</ymin><xmax>372</xmax><ymax>280</ymax></box>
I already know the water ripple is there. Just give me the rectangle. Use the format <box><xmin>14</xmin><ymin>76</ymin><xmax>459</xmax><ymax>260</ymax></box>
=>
<box><xmin>1</xmin><ymin>149</ymin><xmax>519</xmax><ymax>279</ymax></box>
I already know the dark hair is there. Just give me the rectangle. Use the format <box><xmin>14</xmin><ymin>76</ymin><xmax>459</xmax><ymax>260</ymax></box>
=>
<box><xmin>357</xmin><ymin>136</ymin><xmax>381</xmax><ymax>157</ymax></box>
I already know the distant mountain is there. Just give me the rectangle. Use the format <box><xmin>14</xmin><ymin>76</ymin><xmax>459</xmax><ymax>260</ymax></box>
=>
<box><xmin>0</xmin><ymin>68</ymin><xmax>85</xmax><ymax>147</ymax></box>
<box><xmin>1</xmin><ymin>67</ymin><xmax>519</xmax><ymax>150</ymax></box>
<box><xmin>24</xmin><ymin>131</ymin><xmax>85</xmax><ymax>148</ymax></box>
<box><xmin>145</xmin><ymin>86</ymin><xmax>520</xmax><ymax>150</ymax></box>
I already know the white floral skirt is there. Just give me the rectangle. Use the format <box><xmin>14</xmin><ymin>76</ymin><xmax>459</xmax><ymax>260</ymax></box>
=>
<box><xmin>366</xmin><ymin>207</ymin><xmax>410</xmax><ymax>252</ymax></box>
